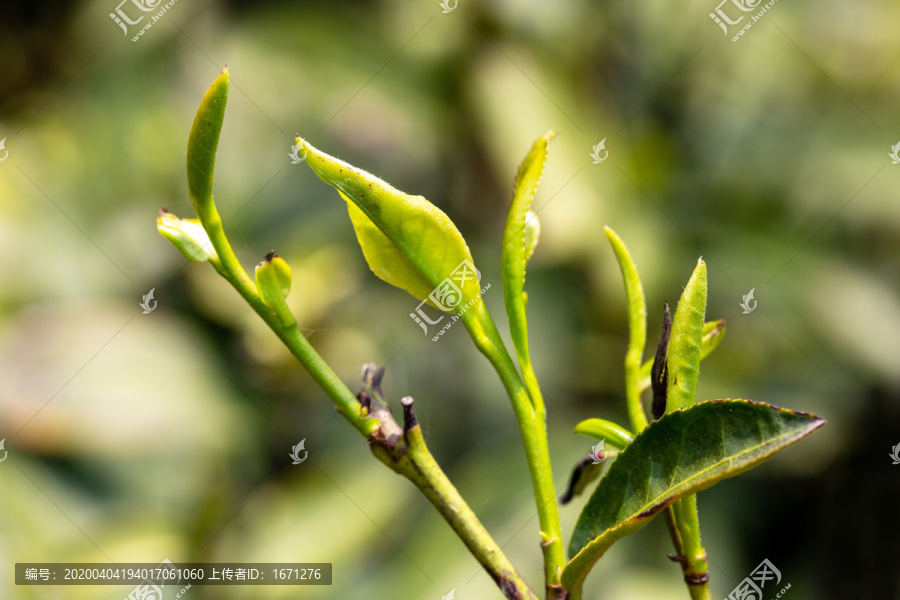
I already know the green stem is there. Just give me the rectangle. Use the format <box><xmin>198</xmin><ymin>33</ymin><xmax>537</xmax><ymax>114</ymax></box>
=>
<box><xmin>673</xmin><ymin>496</ymin><xmax>711</xmax><ymax>600</ymax></box>
<box><xmin>624</xmin><ymin>348</ymin><xmax>648</xmax><ymax>433</ymax></box>
<box><xmin>205</xmin><ymin>206</ymin><xmax>373</xmax><ymax>436</ymax></box>
<box><xmin>205</xmin><ymin>218</ymin><xmax>536</xmax><ymax>597</ymax></box>
<box><xmin>465</xmin><ymin>305</ymin><xmax>565</xmax><ymax>599</ymax></box>
<box><xmin>374</xmin><ymin>413</ymin><xmax>539</xmax><ymax>600</ymax></box>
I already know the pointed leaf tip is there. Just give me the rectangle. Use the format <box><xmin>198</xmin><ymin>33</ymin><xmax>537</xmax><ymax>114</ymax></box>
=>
<box><xmin>563</xmin><ymin>399</ymin><xmax>825</xmax><ymax>592</ymax></box>
<box><xmin>187</xmin><ymin>69</ymin><xmax>230</xmax><ymax>223</ymax></box>
<box><xmin>502</xmin><ymin>132</ymin><xmax>555</xmax><ymax>375</ymax></box>
<box><xmin>666</xmin><ymin>259</ymin><xmax>708</xmax><ymax>412</ymax></box>
<box><xmin>296</xmin><ymin>137</ymin><xmax>484</xmax><ymax>319</ymax></box>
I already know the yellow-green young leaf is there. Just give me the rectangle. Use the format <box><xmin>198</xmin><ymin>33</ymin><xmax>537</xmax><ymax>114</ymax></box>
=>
<box><xmin>296</xmin><ymin>137</ymin><xmax>485</xmax><ymax>318</ymax></box>
<box><xmin>343</xmin><ymin>192</ymin><xmax>437</xmax><ymax>305</ymax></box>
<box><xmin>574</xmin><ymin>418</ymin><xmax>635</xmax><ymax>450</ymax></box>
<box><xmin>562</xmin><ymin>399</ymin><xmax>825</xmax><ymax>593</ymax></box>
<box><xmin>604</xmin><ymin>226</ymin><xmax>648</xmax><ymax>431</ymax></box>
<box><xmin>187</xmin><ymin>67</ymin><xmax>229</xmax><ymax>225</ymax></box>
<box><xmin>667</xmin><ymin>259</ymin><xmax>707</xmax><ymax>412</ymax></box>
<box><xmin>638</xmin><ymin>319</ymin><xmax>725</xmax><ymax>393</ymax></box>
<box><xmin>700</xmin><ymin>319</ymin><xmax>726</xmax><ymax>360</ymax></box>
<box><xmin>502</xmin><ymin>131</ymin><xmax>554</xmax><ymax>375</ymax></box>
<box><xmin>255</xmin><ymin>251</ymin><xmax>294</xmax><ymax>326</ymax></box>
<box><xmin>523</xmin><ymin>209</ymin><xmax>541</xmax><ymax>264</ymax></box>
<box><xmin>157</xmin><ymin>209</ymin><xmax>218</xmax><ymax>263</ymax></box>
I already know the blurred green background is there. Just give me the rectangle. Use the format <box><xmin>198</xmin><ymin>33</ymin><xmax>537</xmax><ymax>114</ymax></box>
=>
<box><xmin>1</xmin><ymin>0</ymin><xmax>898</xmax><ymax>598</ymax></box>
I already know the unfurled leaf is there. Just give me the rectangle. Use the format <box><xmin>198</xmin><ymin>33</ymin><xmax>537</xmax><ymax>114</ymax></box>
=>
<box><xmin>157</xmin><ymin>209</ymin><xmax>217</xmax><ymax>262</ymax></box>
<box><xmin>187</xmin><ymin>67</ymin><xmax>229</xmax><ymax>225</ymax></box>
<box><xmin>296</xmin><ymin>137</ymin><xmax>486</xmax><ymax>322</ymax></box>
<box><xmin>502</xmin><ymin>132</ymin><xmax>554</xmax><ymax>376</ymax></box>
<box><xmin>666</xmin><ymin>259</ymin><xmax>707</xmax><ymax>412</ymax></box>
<box><xmin>573</xmin><ymin>418</ymin><xmax>634</xmax><ymax>450</ymax></box>
<box><xmin>342</xmin><ymin>192</ymin><xmax>437</xmax><ymax>305</ymax></box>
<box><xmin>562</xmin><ymin>399</ymin><xmax>825</xmax><ymax>592</ymax></box>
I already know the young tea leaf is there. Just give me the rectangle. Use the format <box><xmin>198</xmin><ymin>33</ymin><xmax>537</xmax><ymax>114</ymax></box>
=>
<box><xmin>604</xmin><ymin>226</ymin><xmax>649</xmax><ymax>431</ymax></box>
<box><xmin>343</xmin><ymin>192</ymin><xmax>437</xmax><ymax>304</ymax></box>
<box><xmin>562</xmin><ymin>399</ymin><xmax>825</xmax><ymax>593</ymax></box>
<box><xmin>502</xmin><ymin>132</ymin><xmax>554</xmax><ymax>377</ymax></box>
<box><xmin>573</xmin><ymin>418</ymin><xmax>634</xmax><ymax>450</ymax></box>
<box><xmin>187</xmin><ymin>67</ymin><xmax>229</xmax><ymax>225</ymax></box>
<box><xmin>638</xmin><ymin>319</ymin><xmax>725</xmax><ymax>393</ymax></box>
<box><xmin>296</xmin><ymin>137</ymin><xmax>486</xmax><ymax>320</ymax></box>
<box><xmin>700</xmin><ymin>319</ymin><xmax>726</xmax><ymax>360</ymax></box>
<box><xmin>157</xmin><ymin>209</ymin><xmax>217</xmax><ymax>263</ymax></box>
<box><xmin>666</xmin><ymin>259</ymin><xmax>707</xmax><ymax>412</ymax></box>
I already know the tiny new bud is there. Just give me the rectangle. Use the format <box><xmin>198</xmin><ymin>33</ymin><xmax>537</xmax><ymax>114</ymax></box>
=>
<box><xmin>255</xmin><ymin>251</ymin><xmax>294</xmax><ymax>326</ymax></box>
<box><xmin>157</xmin><ymin>209</ymin><xmax>218</xmax><ymax>262</ymax></box>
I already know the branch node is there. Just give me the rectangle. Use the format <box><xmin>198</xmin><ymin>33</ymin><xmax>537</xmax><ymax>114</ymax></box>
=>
<box><xmin>401</xmin><ymin>396</ymin><xmax>418</xmax><ymax>431</ymax></box>
<box><xmin>684</xmin><ymin>572</ymin><xmax>710</xmax><ymax>585</ymax></box>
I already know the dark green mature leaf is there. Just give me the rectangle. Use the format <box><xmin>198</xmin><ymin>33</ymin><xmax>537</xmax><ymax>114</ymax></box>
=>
<box><xmin>562</xmin><ymin>399</ymin><xmax>825</xmax><ymax>592</ymax></box>
<box><xmin>502</xmin><ymin>132</ymin><xmax>554</xmax><ymax>376</ymax></box>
